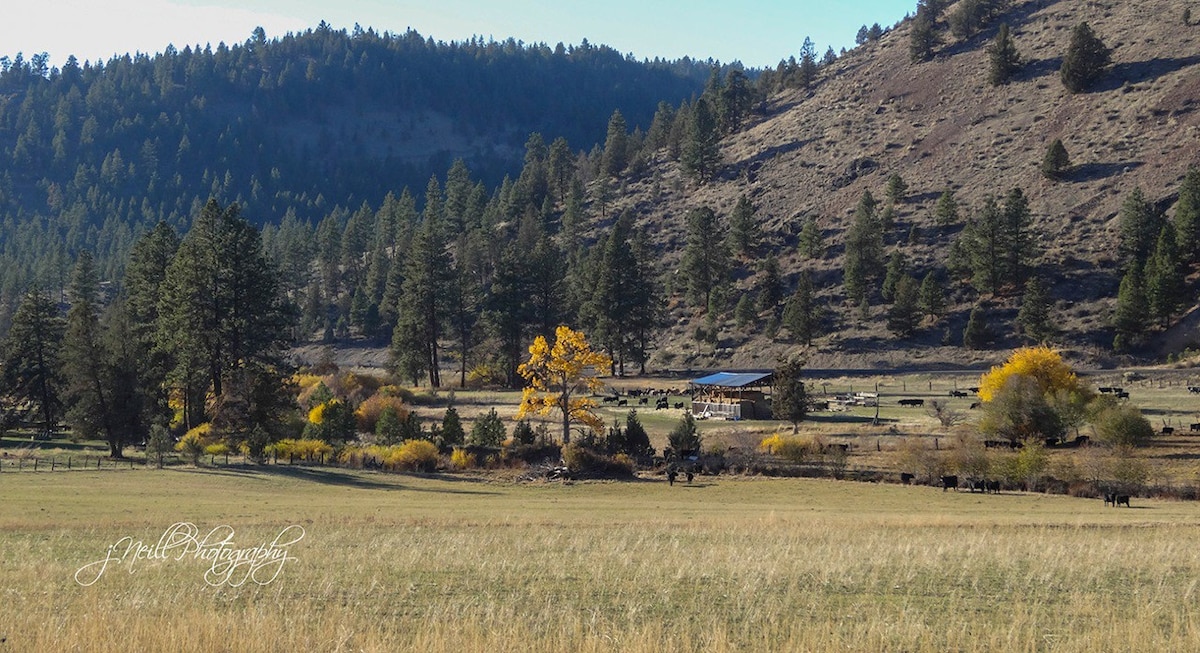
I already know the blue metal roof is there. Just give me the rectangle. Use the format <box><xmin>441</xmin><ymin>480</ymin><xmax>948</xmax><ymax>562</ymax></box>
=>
<box><xmin>690</xmin><ymin>371</ymin><xmax>774</xmax><ymax>388</ymax></box>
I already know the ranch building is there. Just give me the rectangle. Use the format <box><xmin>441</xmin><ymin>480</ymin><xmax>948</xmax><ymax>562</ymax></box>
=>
<box><xmin>689</xmin><ymin>371</ymin><xmax>774</xmax><ymax>420</ymax></box>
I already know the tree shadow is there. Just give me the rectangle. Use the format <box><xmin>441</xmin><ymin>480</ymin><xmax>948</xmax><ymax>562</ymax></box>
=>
<box><xmin>189</xmin><ymin>465</ymin><xmax>500</xmax><ymax>494</ymax></box>
<box><xmin>1096</xmin><ymin>56</ymin><xmax>1200</xmax><ymax>91</ymax></box>
<box><xmin>1068</xmin><ymin>161</ymin><xmax>1142</xmax><ymax>182</ymax></box>
<box><xmin>1017</xmin><ymin>56</ymin><xmax>1063</xmax><ymax>83</ymax></box>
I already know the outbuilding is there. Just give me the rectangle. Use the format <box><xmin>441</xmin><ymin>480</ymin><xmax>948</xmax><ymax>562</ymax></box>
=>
<box><xmin>689</xmin><ymin>371</ymin><xmax>774</xmax><ymax>420</ymax></box>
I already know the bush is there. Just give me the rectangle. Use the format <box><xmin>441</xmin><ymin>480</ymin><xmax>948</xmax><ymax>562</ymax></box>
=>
<box><xmin>469</xmin><ymin>408</ymin><xmax>507</xmax><ymax>447</ymax></box>
<box><xmin>269</xmin><ymin>438</ymin><xmax>334</xmax><ymax>461</ymax></box>
<box><xmin>450</xmin><ymin>447</ymin><xmax>477</xmax><ymax>470</ymax></box>
<box><xmin>667</xmin><ymin>412</ymin><xmax>702</xmax><ymax>456</ymax></box>
<box><xmin>204</xmin><ymin>443</ymin><xmax>231</xmax><ymax>457</ymax></box>
<box><xmin>1092</xmin><ymin>404</ymin><xmax>1155</xmax><ymax>447</ymax></box>
<box><xmin>389</xmin><ymin>439</ymin><xmax>439</xmax><ymax>472</ymax></box>
<box><xmin>356</xmin><ymin>394</ymin><xmax>409</xmax><ymax>433</ymax></box>
<box><xmin>561</xmin><ymin>442</ymin><xmax>634</xmax><ymax>477</ymax></box>
<box><xmin>175</xmin><ymin>424</ymin><xmax>211</xmax><ymax>464</ymax></box>
<box><xmin>759</xmin><ymin>433</ymin><xmax>816</xmax><ymax>463</ymax></box>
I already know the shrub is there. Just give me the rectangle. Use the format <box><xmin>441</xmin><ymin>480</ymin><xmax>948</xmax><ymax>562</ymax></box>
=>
<box><xmin>175</xmin><ymin>424</ymin><xmax>211</xmax><ymax>464</ymax></box>
<box><xmin>667</xmin><ymin>412</ymin><xmax>702</xmax><ymax>456</ymax></box>
<box><xmin>759</xmin><ymin>433</ymin><xmax>816</xmax><ymax>463</ymax></box>
<box><xmin>269</xmin><ymin>438</ymin><xmax>334</xmax><ymax>461</ymax></box>
<box><xmin>389</xmin><ymin>439</ymin><xmax>439</xmax><ymax>472</ymax></box>
<box><xmin>441</xmin><ymin>407</ymin><xmax>465</xmax><ymax>447</ymax></box>
<box><xmin>204</xmin><ymin>443</ymin><xmax>231</xmax><ymax>457</ymax></box>
<box><xmin>450</xmin><ymin>447</ymin><xmax>477</xmax><ymax>470</ymax></box>
<box><xmin>561</xmin><ymin>442</ymin><xmax>634</xmax><ymax>477</ymax></box>
<box><xmin>1092</xmin><ymin>404</ymin><xmax>1155</xmax><ymax>447</ymax></box>
<box><xmin>469</xmin><ymin>408</ymin><xmax>507</xmax><ymax>447</ymax></box>
<box><xmin>356</xmin><ymin>394</ymin><xmax>409</xmax><ymax>433</ymax></box>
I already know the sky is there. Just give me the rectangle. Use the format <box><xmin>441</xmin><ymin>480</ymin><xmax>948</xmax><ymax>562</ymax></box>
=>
<box><xmin>1</xmin><ymin>0</ymin><xmax>917</xmax><ymax>70</ymax></box>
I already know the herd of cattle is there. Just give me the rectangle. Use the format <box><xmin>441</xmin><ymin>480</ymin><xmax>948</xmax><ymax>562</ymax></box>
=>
<box><xmin>929</xmin><ymin>474</ymin><xmax>1133</xmax><ymax>505</ymax></box>
<box><xmin>600</xmin><ymin>388</ymin><xmax>687</xmax><ymax>411</ymax></box>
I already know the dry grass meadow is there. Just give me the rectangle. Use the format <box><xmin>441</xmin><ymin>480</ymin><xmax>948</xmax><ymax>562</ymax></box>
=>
<box><xmin>4</xmin><ymin>465</ymin><xmax>1200</xmax><ymax>652</ymax></box>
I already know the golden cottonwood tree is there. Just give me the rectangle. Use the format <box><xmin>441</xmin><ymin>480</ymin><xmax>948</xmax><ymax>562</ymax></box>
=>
<box><xmin>978</xmin><ymin>346</ymin><xmax>1084</xmax><ymax>403</ymax></box>
<box><xmin>517</xmin><ymin>326</ymin><xmax>612</xmax><ymax>444</ymax></box>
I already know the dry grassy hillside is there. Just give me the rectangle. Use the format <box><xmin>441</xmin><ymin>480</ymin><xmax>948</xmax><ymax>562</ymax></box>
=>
<box><xmin>607</xmin><ymin>0</ymin><xmax>1200</xmax><ymax>372</ymax></box>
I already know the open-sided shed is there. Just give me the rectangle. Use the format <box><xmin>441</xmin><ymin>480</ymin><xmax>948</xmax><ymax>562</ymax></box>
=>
<box><xmin>689</xmin><ymin>371</ymin><xmax>774</xmax><ymax>420</ymax></box>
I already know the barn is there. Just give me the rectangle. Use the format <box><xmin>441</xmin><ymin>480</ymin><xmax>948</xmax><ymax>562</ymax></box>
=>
<box><xmin>689</xmin><ymin>371</ymin><xmax>775</xmax><ymax>420</ymax></box>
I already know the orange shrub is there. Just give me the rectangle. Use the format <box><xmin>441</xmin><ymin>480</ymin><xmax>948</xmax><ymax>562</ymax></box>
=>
<box><xmin>355</xmin><ymin>394</ymin><xmax>410</xmax><ymax>433</ymax></box>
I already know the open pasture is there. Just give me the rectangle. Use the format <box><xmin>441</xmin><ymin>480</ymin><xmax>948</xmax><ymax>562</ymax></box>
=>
<box><xmin>3</xmin><ymin>468</ymin><xmax>1200</xmax><ymax>651</ymax></box>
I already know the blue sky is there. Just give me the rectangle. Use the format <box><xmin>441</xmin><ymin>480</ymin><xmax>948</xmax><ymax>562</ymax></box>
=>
<box><xmin>3</xmin><ymin>0</ymin><xmax>916</xmax><ymax>69</ymax></box>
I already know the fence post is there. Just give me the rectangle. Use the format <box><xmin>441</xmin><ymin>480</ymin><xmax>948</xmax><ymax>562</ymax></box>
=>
<box><xmin>35</xmin><ymin>458</ymin><xmax>39</xmax><ymax>471</ymax></box>
<box><xmin>97</xmin><ymin>456</ymin><xmax>101</xmax><ymax>470</ymax></box>
<box><xmin>225</xmin><ymin>453</ymin><xmax>229</xmax><ymax>466</ymax></box>
<box><xmin>67</xmin><ymin>457</ymin><xmax>71</xmax><ymax>470</ymax></box>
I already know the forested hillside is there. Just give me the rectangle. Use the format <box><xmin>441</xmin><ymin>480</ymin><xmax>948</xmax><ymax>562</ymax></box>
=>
<box><xmin>597</xmin><ymin>0</ymin><xmax>1200</xmax><ymax>369</ymax></box>
<box><xmin>0</xmin><ymin>23</ymin><xmax>715</xmax><ymax>307</ymax></box>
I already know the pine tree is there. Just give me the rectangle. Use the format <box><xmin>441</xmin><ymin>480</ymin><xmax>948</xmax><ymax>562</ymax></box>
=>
<box><xmin>910</xmin><ymin>5</ymin><xmax>941</xmax><ymax>63</ymax></box>
<box><xmin>1112</xmin><ymin>263</ymin><xmax>1147</xmax><ymax>351</ymax></box>
<box><xmin>962</xmin><ymin>305</ymin><xmax>992</xmax><ymax>349</ymax></box>
<box><xmin>918</xmin><ymin>270</ymin><xmax>946</xmax><ymax>319</ymax></box>
<box><xmin>798</xmin><ymin>217</ymin><xmax>825</xmax><ymax>258</ymax></box>
<box><xmin>1118</xmin><ymin>188</ymin><xmax>1165</xmax><ymax>270</ymax></box>
<box><xmin>62</xmin><ymin>252</ymin><xmax>118</xmax><ymax>452</ymax></box>
<box><xmin>1</xmin><ymin>287</ymin><xmax>65</xmax><ymax>435</ymax></box>
<box><xmin>1001</xmin><ymin>187</ymin><xmax>1035</xmax><ymax>289</ymax></box>
<box><xmin>1172</xmin><ymin>166</ymin><xmax>1200</xmax><ymax>265</ymax></box>
<box><xmin>680</xmin><ymin>206</ymin><xmax>730</xmax><ymax>310</ymax></box>
<box><xmin>681</xmin><ymin>98</ymin><xmax>721</xmax><ymax>183</ymax></box>
<box><xmin>772</xmin><ymin>357</ymin><xmax>810</xmax><ymax>433</ymax></box>
<box><xmin>887</xmin><ymin>276</ymin><xmax>922</xmax><ymax>337</ymax></box>
<box><xmin>882</xmin><ymin>249</ymin><xmax>909</xmax><ymax>301</ymax></box>
<box><xmin>1144</xmin><ymin>225</ymin><xmax>1185</xmax><ymax>326</ymax></box>
<box><xmin>934</xmin><ymin>187</ymin><xmax>959</xmax><ymax>226</ymax></box>
<box><xmin>601</xmin><ymin>110</ymin><xmax>629</xmax><ymax>178</ymax></box>
<box><xmin>798</xmin><ymin>37</ymin><xmax>819</xmax><ymax>87</ymax></box>
<box><xmin>1016</xmin><ymin>277</ymin><xmax>1054</xmax><ymax>343</ymax></box>
<box><xmin>885</xmin><ymin>173</ymin><xmax>908</xmax><ymax>204</ymax></box>
<box><xmin>843</xmin><ymin>190</ymin><xmax>884</xmax><ymax>305</ymax></box>
<box><xmin>963</xmin><ymin>195</ymin><xmax>1005</xmax><ymax>294</ymax></box>
<box><xmin>1041</xmin><ymin>139</ymin><xmax>1071</xmax><ymax>180</ymax></box>
<box><xmin>782</xmin><ymin>271</ymin><xmax>820</xmax><ymax>345</ymax></box>
<box><xmin>987</xmin><ymin>23</ymin><xmax>1021</xmax><ymax>85</ymax></box>
<box><xmin>727</xmin><ymin>195</ymin><xmax>759</xmax><ymax>257</ymax></box>
<box><xmin>756</xmin><ymin>256</ymin><xmax>784</xmax><ymax>313</ymax></box>
<box><xmin>1061</xmin><ymin>22</ymin><xmax>1112</xmax><ymax>93</ymax></box>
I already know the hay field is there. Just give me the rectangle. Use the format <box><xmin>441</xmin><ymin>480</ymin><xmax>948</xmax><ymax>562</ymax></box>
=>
<box><xmin>3</xmin><ymin>468</ymin><xmax>1200</xmax><ymax>652</ymax></box>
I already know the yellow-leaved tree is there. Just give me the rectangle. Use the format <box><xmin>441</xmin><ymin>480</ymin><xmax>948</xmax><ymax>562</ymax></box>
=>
<box><xmin>517</xmin><ymin>326</ymin><xmax>612</xmax><ymax>444</ymax></box>
<box><xmin>978</xmin><ymin>346</ymin><xmax>1084</xmax><ymax>402</ymax></box>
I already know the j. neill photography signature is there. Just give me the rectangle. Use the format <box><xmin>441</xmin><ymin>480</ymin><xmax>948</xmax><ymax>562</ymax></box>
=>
<box><xmin>75</xmin><ymin>522</ymin><xmax>305</xmax><ymax>587</ymax></box>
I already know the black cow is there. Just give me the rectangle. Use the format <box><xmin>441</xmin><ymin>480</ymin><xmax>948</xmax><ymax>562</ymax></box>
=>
<box><xmin>1162</xmin><ymin>426</ymin><xmax>1175</xmax><ymax>435</ymax></box>
<box><xmin>967</xmin><ymin>387</ymin><xmax>980</xmax><ymax>393</ymax></box>
<box><xmin>1188</xmin><ymin>386</ymin><xmax>1200</xmax><ymax>394</ymax></box>
<box><xmin>984</xmin><ymin>440</ymin><xmax>1006</xmax><ymax>449</ymax></box>
<box><xmin>1191</xmin><ymin>423</ymin><xmax>1200</xmax><ymax>432</ymax></box>
<box><xmin>618</xmin><ymin>399</ymin><xmax>628</xmax><ymax>406</ymax></box>
<box><xmin>1116</xmin><ymin>391</ymin><xmax>1129</xmax><ymax>399</ymax></box>
<box><xmin>898</xmin><ymin>398</ymin><xmax>925</xmax><ymax>407</ymax></box>
<box><xmin>1098</xmin><ymin>387</ymin><xmax>1114</xmax><ymax>394</ymax></box>
<box><xmin>986</xmin><ymin>480</ymin><xmax>1001</xmax><ymax>494</ymax></box>
<box><xmin>639</xmin><ymin>397</ymin><xmax>649</xmax><ymax>405</ymax></box>
<box><xmin>1116</xmin><ymin>495</ymin><xmax>1131</xmax><ymax>507</ymax></box>
<box><xmin>969</xmin><ymin>402</ymin><xmax>982</xmax><ymax>409</ymax></box>
<box><xmin>900</xmin><ymin>472</ymin><xmax>915</xmax><ymax>485</ymax></box>
<box><xmin>972</xmin><ymin>480</ymin><xmax>987</xmax><ymax>493</ymax></box>
<box><xmin>1104</xmin><ymin>493</ymin><xmax>1116</xmax><ymax>506</ymax></box>
<box><xmin>942</xmin><ymin>475</ymin><xmax>958</xmax><ymax>492</ymax></box>
<box><xmin>949</xmin><ymin>390</ymin><xmax>968</xmax><ymax>398</ymax></box>
<box><xmin>673</xmin><ymin>402</ymin><xmax>684</xmax><ymax>409</ymax></box>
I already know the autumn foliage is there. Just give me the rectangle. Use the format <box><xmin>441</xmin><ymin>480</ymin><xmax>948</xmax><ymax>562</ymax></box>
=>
<box><xmin>978</xmin><ymin>346</ymin><xmax>1084</xmax><ymax>403</ymax></box>
<box><xmin>516</xmin><ymin>325</ymin><xmax>612</xmax><ymax>443</ymax></box>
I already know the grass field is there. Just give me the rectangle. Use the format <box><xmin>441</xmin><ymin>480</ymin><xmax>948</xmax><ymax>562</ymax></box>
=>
<box><xmin>4</xmin><ymin>467</ymin><xmax>1200</xmax><ymax>651</ymax></box>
